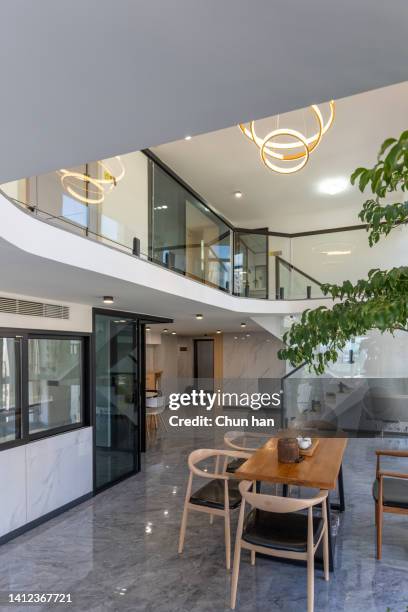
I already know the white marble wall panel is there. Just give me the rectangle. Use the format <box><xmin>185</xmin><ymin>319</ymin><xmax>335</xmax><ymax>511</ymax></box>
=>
<box><xmin>0</xmin><ymin>427</ymin><xmax>92</xmax><ymax>538</ymax></box>
<box><xmin>26</xmin><ymin>428</ymin><xmax>93</xmax><ymax>523</ymax></box>
<box><xmin>0</xmin><ymin>445</ymin><xmax>27</xmax><ymax>537</ymax></box>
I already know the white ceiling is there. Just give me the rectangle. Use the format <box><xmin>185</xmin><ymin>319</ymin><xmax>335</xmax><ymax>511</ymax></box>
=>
<box><xmin>1</xmin><ymin>1</ymin><xmax>408</xmax><ymax>184</ymax></box>
<box><xmin>152</xmin><ymin>81</ymin><xmax>408</xmax><ymax>232</ymax></box>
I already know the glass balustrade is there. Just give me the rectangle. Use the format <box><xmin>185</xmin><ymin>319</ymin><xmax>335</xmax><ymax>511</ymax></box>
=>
<box><xmin>0</xmin><ymin>153</ymin><xmax>338</xmax><ymax>302</ymax></box>
<box><xmin>281</xmin><ymin>337</ymin><xmax>408</xmax><ymax>437</ymax></box>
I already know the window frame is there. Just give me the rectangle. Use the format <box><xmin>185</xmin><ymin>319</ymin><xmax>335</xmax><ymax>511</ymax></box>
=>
<box><xmin>0</xmin><ymin>327</ymin><xmax>91</xmax><ymax>452</ymax></box>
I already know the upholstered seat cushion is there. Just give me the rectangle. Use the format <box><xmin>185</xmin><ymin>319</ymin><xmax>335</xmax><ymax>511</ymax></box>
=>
<box><xmin>190</xmin><ymin>478</ymin><xmax>242</xmax><ymax>509</ymax></box>
<box><xmin>242</xmin><ymin>509</ymin><xmax>324</xmax><ymax>553</ymax></box>
<box><xmin>373</xmin><ymin>477</ymin><xmax>408</xmax><ymax>509</ymax></box>
<box><xmin>226</xmin><ymin>457</ymin><xmax>246</xmax><ymax>473</ymax></box>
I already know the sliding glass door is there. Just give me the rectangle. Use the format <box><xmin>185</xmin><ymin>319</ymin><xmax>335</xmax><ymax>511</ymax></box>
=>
<box><xmin>94</xmin><ymin>313</ymin><xmax>141</xmax><ymax>490</ymax></box>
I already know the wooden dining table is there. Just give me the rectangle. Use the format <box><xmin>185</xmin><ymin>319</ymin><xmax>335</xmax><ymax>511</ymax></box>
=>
<box><xmin>230</xmin><ymin>436</ymin><xmax>348</xmax><ymax>571</ymax></box>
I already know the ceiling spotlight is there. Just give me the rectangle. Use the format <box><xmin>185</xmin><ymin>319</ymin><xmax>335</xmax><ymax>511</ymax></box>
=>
<box><xmin>162</xmin><ymin>329</ymin><xmax>169</xmax><ymax>333</ymax></box>
<box><xmin>216</xmin><ymin>330</ymin><xmax>222</xmax><ymax>334</ymax></box>
<box><xmin>103</xmin><ymin>296</ymin><xmax>114</xmax><ymax>304</ymax></box>
<box><xmin>234</xmin><ymin>336</ymin><xmax>238</xmax><ymax>340</ymax></box>
<box><xmin>318</xmin><ymin>177</ymin><xmax>348</xmax><ymax>195</ymax></box>
<box><xmin>234</xmin><ymin>191</ymin><xmax>243</xmax><ymax>199</ymax></box>
<box><xmin>240</xmin><ymin>322</ymin><xmax>246</xmax><ymax>328</ymax></box>
<box><xmin>171</xmin><ymin>331</ymin><xmax>177</xmax><ymax>335</ymax></box>
<box><xmin>145</xmin><ymin>326</ymin><xmax>151</xmax><ymax>331</ymax></box>
<box><xmin>196</xmin><ymin>314</ymin><xmax>203</xmax><ymax>320</ymax></box>
<box><xmin>246</xmin><ymin>333</ymin><xmax>251</xmax><ymax>337</ymax></box>
<box><xmin>185</xmin><ymin>135</ymin><xmax>192</xmax><ymax>141</ymax></box>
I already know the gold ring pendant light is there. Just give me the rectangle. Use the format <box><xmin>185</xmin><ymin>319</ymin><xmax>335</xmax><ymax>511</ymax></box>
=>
<box><xmin>239</xmin><ymin>100</ymin><xmax>335</xmax><ymax>174</ymax></box>
<box><xmin>59</xmin><ymin>156</ymin><xmax>125</xmax><ymax>204</ymax></box>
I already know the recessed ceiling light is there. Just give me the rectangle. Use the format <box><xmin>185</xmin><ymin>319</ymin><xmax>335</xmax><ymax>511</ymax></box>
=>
<box><xmin>234</xmin><ymin>336</ymin><xmax>238</xmax><ymax>340</ymax></box>
<box><xmin>195</xmin><ymin>314</ymin><xmax>203</xmax><ymax>320</ymax></box>
<box><xmin>103</xmin><ymin>296</ymin><xmax>114</xmax><ymax>304</ymax></box>
<box><xmin>234</xmin><ymin>191</ymin><xmax>243</xmax><ymax>199</ymax></box>
<box><xmin>216</xmin><ymin>330</ymin><xmax>222</xmax><ymax>334</ymax></box>
<box><xmin>320</xmin><ymin>250</ymin><xmax>352</xmax><ymax>256</ymax></box>
<box><xmin>318</xmin><ymin>177</ymin><xmax>349</xmax><ymax>196</ymax></box>
<box><xmin>171</xmin><ymin>331</ymin><xmax>177</xmax><ymax>335</ymax></box>
<box><xmin>240</xmin><ymin>322</ymin><xmax>246</xmax><ymax>328</ymax></box>
<box><xmin>185</xmin><ymin>135</ymin><xmax>192</xmax><ymax>141</ymax></box>
<box><xmin>246</xmin><ymin>333</ymin><xmax>251</xmax><ymax>337</ymax></box>
<box><xmin>162</xmin><ymin>329</ymin><xmax>169</xmax><ymax>333</ymax></box>
<box><xmin>145</xmin><ymin>326</ymin><xmax>151</xmax><ymax>331</ymax></box>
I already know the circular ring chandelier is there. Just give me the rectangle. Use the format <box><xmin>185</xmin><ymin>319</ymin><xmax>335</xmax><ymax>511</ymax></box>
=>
<box><xmin>239</xmin><ymin>100</ymin><xmax>335</xmax><ymax>174</ymax></box>
<box><xmin>59</xmin><ymin>156</ymin><xmax>125</xmax><ymax>204</ymax></box>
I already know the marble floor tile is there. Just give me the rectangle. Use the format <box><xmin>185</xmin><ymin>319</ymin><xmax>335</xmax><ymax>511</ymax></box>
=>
<box><xmin>0</xmin><ymin>434</ymin><xmax>407</xmax><ymax>611</ymax></box>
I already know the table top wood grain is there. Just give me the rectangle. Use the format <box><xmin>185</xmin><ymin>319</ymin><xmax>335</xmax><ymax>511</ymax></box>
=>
<box><xmin>232</xmin><ymin>437</ymin><xmax>348</xmax><ymax>490</ymax></box>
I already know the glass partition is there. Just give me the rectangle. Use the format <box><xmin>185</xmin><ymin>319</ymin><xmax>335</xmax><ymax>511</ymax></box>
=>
<box><xmin>151</xmin><ymin>161</ymin><xmax>231</xmax><ymax>291</ymax></box>
<box><xmin>275</xmin><ymin>257</ymin><xmax>324</xmax><ymax>300</ymax></box>
<box><xmin>233</xmin><ymin>232</ymin><xmax>268</xmax><ymax>298</ymax></box>
<box><xmin>1</xmin><ymin>151</ymin><xmax>149</xmax><ymax>255</ymax></box>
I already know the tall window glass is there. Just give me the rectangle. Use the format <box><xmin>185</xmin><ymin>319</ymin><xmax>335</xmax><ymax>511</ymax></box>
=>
<box><xmin>0</xmin><ymin>337</ymin><xmax>21</xmax><ymax>444</ymax></box>
<box><xmin>28</xmin><ymin>338</ymin><xmax>83</xmax><ymax>435</ymax></box>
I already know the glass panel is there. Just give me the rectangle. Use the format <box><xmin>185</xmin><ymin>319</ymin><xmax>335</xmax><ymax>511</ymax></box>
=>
<box><xmin>276</xmin><ymin>258</ymin><xmax>324</xmax><ymax>299</ymax></box>
<box><xmin>95</xmin><ymin>314</ymin><xmax>140</xmax><ymax>490</ymax></box>
<box><xmin>151</xmin><ymin>162</ymin><xmax>231</xmax><ymax>290</ymax></box>
<box><xmin>1</xmin><ymin>152</ymin><xmax>149</xmax><ymax>255</ymax></box>
<box><xmin>28</xmin><ymin>338</ymin><xmax>82</xmax><ymax>434</ymax></box>
<box><xmin>0</xmin><ymin>338</ymin><xmax>21</xmax><ymax>444</ymax></box>
<box><xmin>151</xmin><ymin>164</ymin><xmax>187</xmax><ymax>273</ymax></box>
<box><xmin>233</xmin><ymin>232</ymin><xmax>268</xmax><ymax>298</ymax></box>
<box><xmin>185</xmin><ymin>199</ymin><xmax>231</xmax><ymax>290</ymax></box>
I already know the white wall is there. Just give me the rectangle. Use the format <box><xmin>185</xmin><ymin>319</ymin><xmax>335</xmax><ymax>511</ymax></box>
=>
<box><xmin>0</xmin><ymin>291</ymin><xmax>92</xmax><ymax>332</ymax></box>
<box><xmin>0</xmin><ymin>427</ymin><xmax>92</xmax><ymax>539</ymax></box>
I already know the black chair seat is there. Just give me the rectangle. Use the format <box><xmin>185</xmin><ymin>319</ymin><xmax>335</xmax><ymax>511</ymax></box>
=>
<box><xmin>226</xmin><ymin>457</ymin><xmax>246</xmax><ymax>473</ymax></box>
<box><xmin>190</xmin><ymin>478</ymin><xmax>242</xmax><ymax>510</ymax></box>
<box><xmin>242</xmin><ymin>509</ymin><xmax>324</xmax><ymax>553</ymax></box>
<box><xmin>373</xmin><ymin>477</ymin><xmax>408</xmax><ymax>509</ymax></box>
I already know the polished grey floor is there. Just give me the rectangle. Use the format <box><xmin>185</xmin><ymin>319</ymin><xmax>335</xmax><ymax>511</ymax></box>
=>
<box><xmin>1</xmin><ymin>432</ymin><xmax>408</xmax><ymax>612</ymax></box>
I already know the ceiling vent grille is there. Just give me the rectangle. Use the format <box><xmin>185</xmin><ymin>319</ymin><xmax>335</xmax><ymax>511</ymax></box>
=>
<box><xmin>0</xmin><ymin>297</ymin><xmax>69</xmax><ymax>320</ymax></box>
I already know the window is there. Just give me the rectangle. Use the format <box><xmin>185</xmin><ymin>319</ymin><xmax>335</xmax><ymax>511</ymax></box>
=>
<box><xmin>0</xmin><ymin>337</ymin><xmax>21</xmax><ymax>445</ymax></box>
<box><xmin>62</xmin><ymin>195</ymin><xmax>88</xmax><ymax>227</ymax></box>
<box><xmin>28</xmin><ymin>338</ymin><xmax>83</xmax><ymax>435</ymax></box>
<box><xmin>0</xmin><ymin>331</ymin><xmax>88</xmax><ymax>451</ymax></box>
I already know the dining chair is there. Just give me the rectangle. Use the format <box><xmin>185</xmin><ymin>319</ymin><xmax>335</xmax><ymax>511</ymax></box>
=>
<box><xmin>373</xmin><ymin>449</ymin><xmax>408</xmax><ymax>560</ymax></box>
<box><xmin>178</xmin><ymin>449</ymin><xmax>251</xmax><ymax>570</ymax></box>
<box><xmin>145</xmin><ymin>390</ymin><xmax>166</xmax><ymax>439</ymax></box>
<box><xmin>223</xmin><ymin>431</ymin><xmax>270</xmax><ymax>473</ymax></box>
<box><xmin>231</xmin><ymin>481</ymin><xmax>329</xmax><ymax>612</ymax></box>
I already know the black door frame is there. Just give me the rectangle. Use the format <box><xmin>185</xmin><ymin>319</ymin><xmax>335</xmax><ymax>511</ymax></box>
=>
<box><xmin>92</xmin><ymin>308</ymin><xmax>171</xmax><ymax>494</ymax></box>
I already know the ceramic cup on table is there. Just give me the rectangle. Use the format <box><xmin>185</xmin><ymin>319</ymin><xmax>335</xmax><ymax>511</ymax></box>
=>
<box><xmin>297</xmin><ymin>437</ymin><xmax>312</xmax><ymax>450</ymax></box>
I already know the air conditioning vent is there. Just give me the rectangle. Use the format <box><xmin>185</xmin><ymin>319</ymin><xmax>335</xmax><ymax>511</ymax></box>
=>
<box><xmin>0</xmin><ymin>297</ymin><xmax>69</xmax><ymax>320</ymax></box>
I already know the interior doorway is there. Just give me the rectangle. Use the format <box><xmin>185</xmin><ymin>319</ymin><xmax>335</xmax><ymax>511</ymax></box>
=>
<box><xmin>194</xmin><ymin>339</ymin><xmax>214</xmax><ymax>391</ymax></box>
